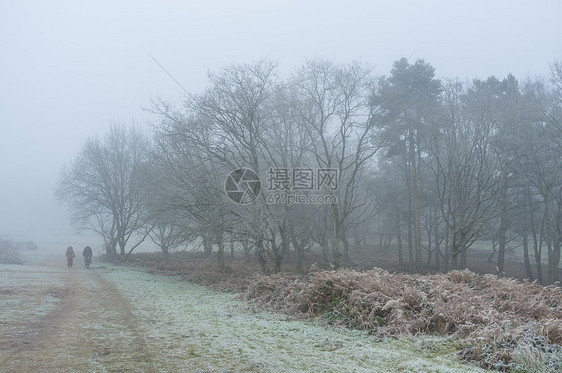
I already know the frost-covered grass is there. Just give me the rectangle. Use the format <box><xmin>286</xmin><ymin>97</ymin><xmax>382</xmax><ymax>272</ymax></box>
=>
<box><xmin>104</xmin><ymin>266</ymin><xmax>484</xmax><ymax>372</ymax></box>
<box><xmin>0</xmin><ymin>264</ymin><xmax>65</xmax><ymax>325</ymax></box>
<box><xmin>0</xmin><ymin>263</ymin><xmax>68</xmax><ymax>371</ymax></box>
<box><xmin>1</xmin><ymin>263</ymin><xmax>159</xmax><ymax>372</ymax></box>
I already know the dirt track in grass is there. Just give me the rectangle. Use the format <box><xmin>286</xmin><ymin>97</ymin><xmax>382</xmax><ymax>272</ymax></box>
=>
<box><xmin>0</xmin><ymin>256</ymin><xmax>484</xmax><ymax>372</ymax></box>
<box><xmin>0</xmin><ymin>257</ymin><xmax>155</xmax><ymax>372</ymax></box>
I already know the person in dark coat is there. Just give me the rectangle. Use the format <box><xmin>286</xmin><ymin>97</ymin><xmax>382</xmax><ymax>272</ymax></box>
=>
<box><xmin>83</xmin><ymin>246</ymin><xmax>92</xmax><ymax>258</ymax></box>
<box><xmin>83</xmin><ymin>246</ymin><xmax>93</xmax><ymax>267</ymax></box>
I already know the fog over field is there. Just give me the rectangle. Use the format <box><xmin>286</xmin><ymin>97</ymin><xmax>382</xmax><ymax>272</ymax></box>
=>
<box><xmin>0</xmin><ymin>0</ymin><xmax>560</xmax><ymax>250</ymax></box>
<box><xmin>2</xmin><ymin>3</ymin><xmax>562</xmax><ymax>371</ymax></box>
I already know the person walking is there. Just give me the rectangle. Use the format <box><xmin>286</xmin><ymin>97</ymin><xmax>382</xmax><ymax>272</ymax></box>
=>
<box><xmin>66</xmin><ymin>246</ymin><xmax>75</xmax><ymax>268</ymax></box>
<box><xmin>83</xmin><ymin>246</ymin><xmax>93</xmax><ymax>268</ymax></box>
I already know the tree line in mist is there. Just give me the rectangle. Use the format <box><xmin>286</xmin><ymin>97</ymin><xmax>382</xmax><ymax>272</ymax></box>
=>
<box><xmin>57</xmin><ymin>57</ymin><xmax>562</xmax><ymax>284</ymax></box>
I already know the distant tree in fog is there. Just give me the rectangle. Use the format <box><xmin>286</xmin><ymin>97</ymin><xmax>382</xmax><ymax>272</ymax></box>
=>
<box><xmin>56</xmin><ymin>124</ymin><xmax>151</xmax><ymax>256</ymax></box>
<box><xmin>54</xmin><ymin>56</ymin><xmax>562</xmax><ymax>282</ymax></box>
<box><xmin>371</xmin><ymin>58</ymin><xmax>442</xmax><ymax>272</ymax></box>
<box><xmin>426</xmin><ymin>78</ymin><xmax>503</xmax><ymax>270</ymax></box>
<box><xmin>291</xmin><ymin>59</ymin><xmax>379</xmax><ymax>268</ymax></box>
<box><xmin>138</xmin><ymin>156</ymin><xmax>193</xmax><ymax>257</ymax></box>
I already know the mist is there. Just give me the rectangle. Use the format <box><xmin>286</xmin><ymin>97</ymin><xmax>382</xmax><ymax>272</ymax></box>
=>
<box><xmin>1</xmin><ymin>0</ymin><xmax>560</xmax><ymax>251</ymax></box>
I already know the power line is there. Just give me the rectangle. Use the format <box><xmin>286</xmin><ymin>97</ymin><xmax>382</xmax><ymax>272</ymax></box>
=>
<box><xmin>146</xmin><ymin>51</ymin><xmax>190</xmax><ymax>95</ymax></box>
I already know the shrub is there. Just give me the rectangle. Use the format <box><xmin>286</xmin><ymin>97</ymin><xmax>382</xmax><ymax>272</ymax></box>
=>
<box><xmin>243</xmin><ymin>268</ymin><xmax>562</xmax><ymax>370</ymax></box>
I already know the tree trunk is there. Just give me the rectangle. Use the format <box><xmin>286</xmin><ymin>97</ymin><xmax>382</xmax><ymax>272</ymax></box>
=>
<box><xmin>497</xmin><ymin>171</ymin><xmax>508</xmax><ymax>274</ymax></box>
<box><xmin>426</xmin><ymin>227</ymin><xmax>433</xmax><ymax>267</ymax></box>
<box><xmin>547</xmin><ymin>239</ymin><xmax>555</xmax><ymax>284</ymax></box>
<box><xmin>522</xmin><ymin>234</ymin><xmax>534</xmax><ymax>281</ymax></box>
<box><xmin>396</xmin><ymin>211</ymin><xmax>403</xmax><ymax>267</ymax></box>
<box><xmin>407</xmin><ymin>191</ymin><xmax>414</xmax><ymax>273</ymax></box>
<box><xmin>296</xmin><ymin>245</ymin><xmax>303</xmax><ymax>274</ymax></box>
<box><xmin>119</xmin><ymin>241</ymin><xmax>126</xmax><ymax>256</ymax></box>
<box><xmin>552</xmin><ymin>207</ymin><xmax>561</xmax><ymax>284</ymax></box>
<box><xmin>554</xmin><ymin>239</ymin><xmax>561</xmax><ymax>283</ymax></box>
<box><xmin>544</xmin><ymin>197</ymin><xmax>556</xmax><ymax>284</ymax></box>
<box><xmin>243</xmin><ymin>240</ymin><xmax>251</xmax><ymax>263</ymax></box>
<box><xmin>203</xmin><ymin>236</ymin><xmax>212</xmax><ymax>256</ymax></box>
<box><xmin>105</xmin><ymin>239</ymin><xmax>117</xmax><ymax>255</ymax></box>
<box><xmin>409</xmin><ymin>128</ymin><xmax>422</xmax><ymax>271</ymax></box>
<box><xmin>272</xmin><ymin>240</ymin><xmax>286</xmax><ymax>274</ymax></box>
<box><xmin>289</xmin><ymin>224</ymin><xmax>304</xmax><ymax>274</ymax></box>
<box><xmin>383</xmin><ymin>236</ymin><xmax>392</xmax><ymax>256</ymax></box>
<box><xmin>353</xmin><ymin>231</ymin><xmax>361</xmax><ymax>253</ymax></box>
<box><xmin>341</xmin><ymin>231</ymin><xmax>350</xmax><ymax>266</ymax></box>
<box><xmin>406</xmin><ymin>141</ymin><xmax>414</xmax><ymax>274</ymax></box>
<box><xmin>549</xmin><ymin>233</ymin><xmax>560</xmax><ymax>284</ymax></box>
<box><xmin>451</xmin><ymin>248</ymin><xmax>458</xmax><ymax>270</ymax></box>
<box><xmin>217</xmin><ymin>240</ymin><xmax>224</xmax><ymax>271</ymax></box>
<box><xmin>433</xmin><ymin>203</ymin><xmax>440</xmax><ymax>271</ymax></box>
<box><xmin>444</xmin><ymin>228</ymin><xmax>449</xmax><ymax>272</ymax></box>
<box><xmin>488</xmin><ymin>241</ymin><xmax>497</xmax><ymax>263</ymax></box>
<box><xmin>528</xmin><ymin>186</ymin><xmax>543</xmax><ymax>283</ymax></box>
<box><xmin>272</xmin><ymin>221</ymin><xmax>290</xmax><ymax>273</ymax></box>
<box><xmin>414</xmin><ymin>133</ymin><xmax>423</xmax><ymax>270</ymax></box>
<box><xmin>321</xmin><ymin>234</ymin><xmax>329</xmax><ymax>265</ymax></box>
<box><xmin>256</xmin><ymin>237</ymin><xmax>270</xmax><ymax>275</ymax></box>
<box><xmin>331</xmin><ymin>206</ymin><xmax>341</xmax><ymax>269</ymax></box>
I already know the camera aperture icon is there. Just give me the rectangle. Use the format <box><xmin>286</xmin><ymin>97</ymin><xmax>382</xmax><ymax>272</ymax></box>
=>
<box><xmin>225</xmin><ymin>168</ymin><xmax>261</xmax><ymax>204</ymax></box>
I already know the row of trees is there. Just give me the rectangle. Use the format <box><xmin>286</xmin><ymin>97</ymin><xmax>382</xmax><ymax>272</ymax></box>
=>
<box><xmin>57</xmin><ymin>58</ymin><xmax>562</xmax><ymax>283</ymax></box>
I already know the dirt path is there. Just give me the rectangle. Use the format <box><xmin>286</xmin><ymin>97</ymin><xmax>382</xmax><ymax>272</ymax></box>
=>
<box><xmin>0</xmin><ymin>259</ymin><xmax>485</xmax><ymax>373</ymax></box>
<box><xmin>0</xmin><ymin>258</ymin><xmax>155</xmax><ymax>372</ymax></box>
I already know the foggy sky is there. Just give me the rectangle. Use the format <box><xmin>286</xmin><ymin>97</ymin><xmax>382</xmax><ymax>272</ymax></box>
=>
<box><xmin>0</xmin><ymin>0</ymin><xmax>560</xmax><ymax>247</ymax></box>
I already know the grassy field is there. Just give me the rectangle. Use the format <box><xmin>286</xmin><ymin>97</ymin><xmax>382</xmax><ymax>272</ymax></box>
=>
<box><xmin>0</xmin><ymin>259</ymin><xmax>486</xmax><ymax>372</ymax></box>
<box><xmin>119</xmin><ymin>251</ymin><xmax>562</xmax><ymax>372</ymax></box>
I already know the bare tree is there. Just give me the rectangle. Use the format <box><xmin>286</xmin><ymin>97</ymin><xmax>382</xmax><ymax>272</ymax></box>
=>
<box><xmin>426</xmin><ymin>79</ymin><xmax>502</xmax><ymax>269</ymax></box>
<box><xmin>140</xmin><ymin>155</ymin><xmax>194</xmax><ymax>256</ymax></box>
<box><xmin>150</xmin><ymin>110</ymin><xmax>236</xmax><ymax>269</ymax></box>
<box><xmin>56</xmin><ymin>124</ymin><xmax>151</xmax><ymax>255</ymax></box>
<box><xmin>515</xmin><ymin>76</ymin><xmax>562</xmax><ymax>283</ymax></box>
<box><xmin>291</xmin><ymin>59</ymin><xmax>379</xmax><ymax>267</ymax></box>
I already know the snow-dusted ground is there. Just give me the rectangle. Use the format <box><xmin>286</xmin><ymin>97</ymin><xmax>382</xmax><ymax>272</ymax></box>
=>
<box><xmin>106</xmin><ymin>266</ymin><xmax>484</xmax><ymax>372</ymax></box>
<box><xmin>0</xmin><ymin>264</ymin><xmax>65</xmax><ymax>327</ymax></box>
<box><xmin>0</xmin><ymin>259</ymin><xmax>485</xmax><ymax>372</ymax></box>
